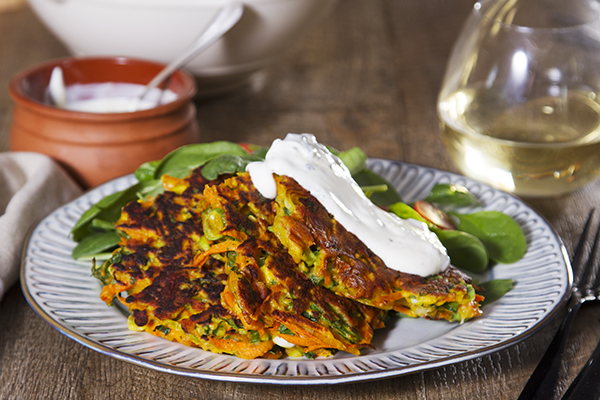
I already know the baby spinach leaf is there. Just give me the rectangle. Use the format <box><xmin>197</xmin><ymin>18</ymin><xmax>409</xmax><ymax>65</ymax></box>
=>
<box><xmin>70</xmin><ymin>179</ymin><xmax>162</xmax><ymax>242</ymax></box>
<box><xmin>389</xmin><ymin>202</ymin><xmax>429</xmax><ymax>225</ymax></box>
<box><xmin>325</xmin><ymin>145</ymin><xmax>341</xmax><ymax>156</ymax></box>
<box><xmin>71</xmin><ymin>190</ymin><xmax>124</xmax><ymax>240</ymax></box>
<box><xmin>329</xmin><ymin>145</ymin><xmax>400</xmax><ymax>206</ymax></box>
<box><xmin>389</xmin><ymin>202</ymin><xmax>491</xmax><ymax>271</ymax></box>
<box><xmin>423</xmin><ymin>183</ymin><xmax>480</xmax><ymax>207</ymax></box>
<box><xmin>434</xmin><ymin>229</ymin><xmax>489</xmax><ymax>272</ymax></box>
<box><xmin>90</xmin><ymin>218</ymin><xmax>116</xmax><ymax>231</ymax></box>
<box><xmin>72</xmin><ymin>231</ymin><xmax>120</xmax><ymax>260</ymax></box>
<box><xmin>135</xmin><ymin>180</ymin><xmax>164</xmax><ymax>200</ymax></box>
<box><xmin>135</xmin><ymin>160</ymin><xmax>161</xmax><ymax>181</ymax></box>
<box><xmin>478</xmin><ymin>279</ymin><xmax>514</xmax><ymax>305</ymax></box>
<box><xmin>354</xmin><ymin>169</ymin><xmax>402</xmax><ymax>207</ymax></box>
<box><xmin>452</xmin><ymin>211</ymin><xmax>527</xmax><ymax>264</ymax></box>
<box><xmin>338</xmin><ymin>147</ymin><xmax>367</xmax><ymax>175</ymax></box>
<box><xmin>249</xmin><ymin>146</ymin><xmax>269</xmax><ymax>159</ymax></box>
<box><xmin>201</xmin><ymin>153</ymin><xmax>263</xmax><ymax>180</ymax></box>
<box><xmin>153</xmin><ymin>142</ymin><xmax>249</xmax><ymax>179</ymax></box>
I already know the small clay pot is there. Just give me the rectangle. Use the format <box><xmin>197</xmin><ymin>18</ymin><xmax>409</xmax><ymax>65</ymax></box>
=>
<box><xmin>9</xmin><ymin>57</ymin><xmax>200</xmax><ymax>188</ymax></box>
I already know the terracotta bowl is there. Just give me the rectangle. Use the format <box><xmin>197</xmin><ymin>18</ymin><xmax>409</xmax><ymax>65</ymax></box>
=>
<box><xmin>9</xmin><ymin>57</ymin><xmax>200</xmax><ymax>188</ymax></box>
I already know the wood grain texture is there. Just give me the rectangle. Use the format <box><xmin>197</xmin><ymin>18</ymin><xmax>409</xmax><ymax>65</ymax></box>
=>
<box><xmin>1</xmin><ymin>1</ymin><xmax>600</xmax><ymax>399</ymax></box>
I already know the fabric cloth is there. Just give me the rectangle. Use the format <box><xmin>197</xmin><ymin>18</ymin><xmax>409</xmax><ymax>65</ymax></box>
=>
<box><xmin>0</xmin><ymin>152</ymin><xmax>82</xmax><ymax>301</ymax></box>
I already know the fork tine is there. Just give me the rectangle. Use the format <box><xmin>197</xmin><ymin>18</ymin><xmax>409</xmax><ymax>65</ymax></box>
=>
<box><xmin>572</xmin><ymin>209</ymin><xmax>596</xmax><ymax>287</ymax></box>
<box><xmin>517</xmin><ymin>208</ymin><xmax>598</xmax><ymax>400</ymax></box>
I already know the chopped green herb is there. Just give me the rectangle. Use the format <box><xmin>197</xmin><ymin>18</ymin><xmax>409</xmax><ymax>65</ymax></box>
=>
<box><xmin>442</xmin><ymin>302</ymin><xmax>459</xmax><ymax>312</ymax></box>
<box><xmin>249</xmin><ymin>331</ymin><xmax>261</xmax><ymax>343</ymax></box>
<box><xmin>154</xmin><ymin>325</ymin><xmax>170</xmax><ymax>335</ymax></box>
<box><xmin>310</xmin><ymin>275</ymin><xmax>324</xmax><ymax>286</ymax></box>
<box><xmin>278</xmin><ymin>325</ymin><xmax>294</xmax><ymax>336</ymax></box>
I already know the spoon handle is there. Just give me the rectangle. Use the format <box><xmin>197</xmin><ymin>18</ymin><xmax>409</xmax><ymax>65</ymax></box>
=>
<box><xmin>139</xmin><ymin>3</ymin><xmax>244</xmax><ymax>101</ymax></box>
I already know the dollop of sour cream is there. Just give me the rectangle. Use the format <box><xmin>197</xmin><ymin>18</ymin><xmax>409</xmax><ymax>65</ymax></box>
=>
<box><xmin>246</xmin><ymin>133</ymin><xmax>450</xmax><ymax>277</ymax></box>
<box><xmin>60</xmin><ymin>82</ymin><xmax>178</xmax><ymax>113</ymax></box>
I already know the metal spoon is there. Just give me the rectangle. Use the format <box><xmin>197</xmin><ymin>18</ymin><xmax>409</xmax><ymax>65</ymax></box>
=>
<box><xmin>136</xmin><ymin>2</ymin><xmax>244</xmax><ymax>107</ymax></box>
<box><xmin>48</xmin><ymin>66</ymin><xmax>67</xmax><ymax>108</ymax></box>
<box><xmin>47</xmin><ymin>4</ymin><xmax>243</xmax><ymax>111</ymax></box>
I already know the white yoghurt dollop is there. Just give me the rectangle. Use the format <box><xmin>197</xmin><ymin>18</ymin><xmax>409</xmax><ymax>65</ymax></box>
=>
<box><xmin>246</xmin><ymin>133</ymin><xmax>450</xmax><ymax>277</ymax></box>
<box><xmin>60</xmin><ymin>82</ymin><xmax>178</xmax><ymax>113</ymax></box>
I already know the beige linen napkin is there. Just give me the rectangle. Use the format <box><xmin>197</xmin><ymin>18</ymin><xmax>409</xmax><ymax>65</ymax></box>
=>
<box><xmin>0</xmin><ymin>152</ymin><xmax>82</xmax><ymax>301</ymax></box>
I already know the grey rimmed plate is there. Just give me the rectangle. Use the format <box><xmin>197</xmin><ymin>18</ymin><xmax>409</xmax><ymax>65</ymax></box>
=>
<box><xmin>21</xmin><ymin>159</ymin><xmax>572</xmax><ymax>385</ymax></box>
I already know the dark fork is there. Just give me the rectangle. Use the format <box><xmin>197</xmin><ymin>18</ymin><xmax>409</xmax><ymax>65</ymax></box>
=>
<box><xmin>560</xmin><ymin>319</ymin><xmax>600</xmax><ymax>400</ymax></box>
<box><xmin>517</xmin><ymin>209</ymin><xmax>600</xmax><ymax>400</ymax></box>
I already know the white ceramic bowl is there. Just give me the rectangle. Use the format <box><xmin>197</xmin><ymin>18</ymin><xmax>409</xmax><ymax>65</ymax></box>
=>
<box><xmin>26</xmin><ymin>0</ymin><xmax>338</xmax><ymax>97</ymax></box>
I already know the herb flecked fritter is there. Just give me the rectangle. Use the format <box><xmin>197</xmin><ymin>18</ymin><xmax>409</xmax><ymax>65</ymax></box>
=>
<box><xmin>94</xmin><ymin>167</ymin><xmax>482</xmax><ymax>359</ymax></box>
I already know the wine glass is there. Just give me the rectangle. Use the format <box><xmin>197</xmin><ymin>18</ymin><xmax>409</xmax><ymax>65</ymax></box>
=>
<box><xmin>438</xmin><ymin>0</ymin><xmax>600</xmax><ymax>197</ymax></box>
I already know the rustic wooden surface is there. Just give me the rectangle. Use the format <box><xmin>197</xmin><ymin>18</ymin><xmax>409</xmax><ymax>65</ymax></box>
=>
<box><xmin>1</xmin><ymin>1</ymin><xmax>600</xmax><ymax>399</ymax></box>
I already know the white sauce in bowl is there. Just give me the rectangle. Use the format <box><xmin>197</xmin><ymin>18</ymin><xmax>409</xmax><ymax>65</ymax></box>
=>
<box><xmin>61</xmin><ymin>82</ymin><xmax>178</xmax><ymax>113</ymax></box>
<box><xmin>246</xmin><ymin>133</ymin><xmax>450</xmax><ymax>277</ymax></box>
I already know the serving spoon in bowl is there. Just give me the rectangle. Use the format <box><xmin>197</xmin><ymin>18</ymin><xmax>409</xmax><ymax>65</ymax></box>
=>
<box><xmin>47</xmin><ymin>3</ymin><xmax>244</xmax><ymax>111</ymax></box>
<box><xmin>135</xmin><ymin>2</ymin><xmax>244</xmax><ymax>108</ymax></box>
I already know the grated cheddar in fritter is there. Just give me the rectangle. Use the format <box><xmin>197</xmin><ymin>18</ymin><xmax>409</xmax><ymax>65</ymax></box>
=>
<box><xmin>94</xmin><ymin>167</ymin><xmax>482</xmax><ymax>359</ymax></box>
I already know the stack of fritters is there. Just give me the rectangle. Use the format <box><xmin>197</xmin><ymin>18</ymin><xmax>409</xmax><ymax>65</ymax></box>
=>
<box><xmin>94</xmin><ymin>167</ymin><xmax>482</xmax><ymax>359</ymax></box>
<box><xmin>271</xmin><ymin>175</ymin><xmax>483</xmax><ymax>322</ymax></box>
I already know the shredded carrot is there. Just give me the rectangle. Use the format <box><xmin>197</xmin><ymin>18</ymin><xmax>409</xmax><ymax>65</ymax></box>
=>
<box><xmin>192</xmin><ymin>240</ymin><xmax>240</xmax><ymax>267</ymax></box>
<box><xmin>100</xmin><ymin>283</ymin><xmax>129</xmax><ymax>304</ymax></box>
<box><xmin>209</xmin><ymin>338</ymin><xmax>274</xmax><ymax>359</ymax></box>
<box><xmin>272</xmin><ymin>315</ymin><xmax>346</xmax><ymax>352</ymax></box>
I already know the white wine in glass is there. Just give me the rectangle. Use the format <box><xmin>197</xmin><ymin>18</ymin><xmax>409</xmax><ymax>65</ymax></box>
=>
<box><xmin>438</xmin><ymin>0</ymin><xmax>600</xmax><ymax>197</ymax></box>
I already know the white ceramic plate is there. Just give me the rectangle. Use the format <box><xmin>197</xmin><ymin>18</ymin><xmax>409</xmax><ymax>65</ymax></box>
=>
<box><xmin>21</xmin><ymin>159</ymin><xmax>572</xmax><ymax>385</ymax></box>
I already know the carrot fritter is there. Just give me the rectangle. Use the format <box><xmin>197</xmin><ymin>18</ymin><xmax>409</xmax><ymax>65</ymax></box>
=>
<box><xmin>270</xmin><ymin>175</ymin><xmax>483</xmax><ymax>322</ymax></box>
<box><xmin>94</xmin><ymin>168</ymin><xmax>386</xmax><ymax>359</ymax></box>
<box><xmin>94</xmin><ymin>166</ymin><xmax>482</xmax><ymax>360</ymax></box>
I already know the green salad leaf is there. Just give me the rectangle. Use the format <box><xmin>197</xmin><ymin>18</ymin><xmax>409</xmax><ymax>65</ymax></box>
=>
<box><xmin>72</xmin><ymin>231</ymin><xmax>121</xmax><ymax>260</ymax></box>
<box><xmin>354</xmin><ymin>169</ymin><xmax>402</xmax><ymax>207</ymax></box>
<box><xmin>134</xmin><ymin>160</ymin><xmax>161</xmax><ymax>182</ymax></box>
<box><xmin>389</xmin><ymin>202</ymin><xmax>428</xmax><ymax>225</ymax></box>
<box><xmin>424</xmin><ymin>183</ymin><xmax>480</xmax><ymax>207</ymax></box>
<box><xmin>434</xmin><ymin>229</ymin><xmax>489</xmax><ymax>272</ymax></box>
<box><xmin>322</xmin><ymin>145</ymin><xmax>402</xmax><ymax>207</ymax></box>
<box><xmin>249</xmin><ymin>145</ymin><xmax>269</xmax><ymax>159</ymax></box>
<box><xmin>150</xmin><ymin>141</ymin><xmax>250</xmax><ymax>179</ymax></box>
<box><xmin>337</xmin><ymin>147</ymin><xmax>367</xmax><ymax>176</ymax></box>
<box><xmin>201</xmin><ymin>153</ymin><xmax>263</xmax><ymax>180</ymax></box>
<box><xmin>70</xmin><ymin>179</ymin><xmax>162</xmax><ymax>242</ymax></box>
<box><xmin>389</xmin><ymin>184</ymin><xmax>527</xmax><ymax>274</ymax></box>
<box><xmin>478</xmin><ymin>279</ymin><xmax>514</xmax><ymax>305</ymax></box>
<box><xmin>451</xmin><ymin>211</ymin><xmax>527</xmax><ymax>264</ymax></box>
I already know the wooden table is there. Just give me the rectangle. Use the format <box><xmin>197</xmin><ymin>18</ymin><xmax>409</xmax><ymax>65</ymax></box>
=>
<box><xmin>1</xmin><ymin>1</ymin><xmax>600</xmax><ymax>399</ymax></box>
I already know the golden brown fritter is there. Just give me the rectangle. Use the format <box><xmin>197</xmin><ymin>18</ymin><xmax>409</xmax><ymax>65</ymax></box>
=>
<box><xmin>95</xmin><ymin>167</ymin><xmax>482</xmax><ymax>359</ymax></box>
<box><xmin>96</xmin><ymin>168</ymin><xmax>386</xmax><ymax>359</ymax></box>
<box><xmin>270</xmin><ymin>174</ymin><xmax>483</xmax><ymax>322</ymax></box>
